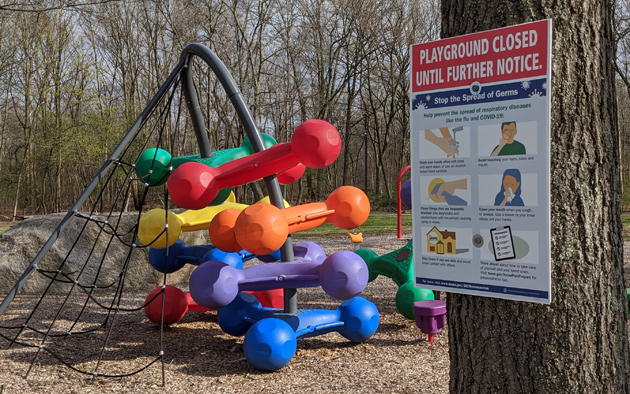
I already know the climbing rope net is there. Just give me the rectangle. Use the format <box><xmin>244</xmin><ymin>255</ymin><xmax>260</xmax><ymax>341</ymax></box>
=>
<box><xmin>0</xmin><ymin>55</ymin><xmax>198</xmax><ymax>384</ymax></box>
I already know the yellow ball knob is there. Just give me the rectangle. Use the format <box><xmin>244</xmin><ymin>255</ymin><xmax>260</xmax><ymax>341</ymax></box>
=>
<box><xmin>138</xmin><ymin>209</ymin><xmax>182</xmax><ymax>249</ymax></box>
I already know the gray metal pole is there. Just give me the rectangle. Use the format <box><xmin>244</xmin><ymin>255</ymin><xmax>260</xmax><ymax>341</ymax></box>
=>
<box><xmin>180</xmin><ymin>44</ymin><xmax>296</xmax><ymax>313</ymax></box>
<box><xmin>364</xmin><ymin>114</ymin><xmax>368</xmax><ymax>191</ymax></box>
<box><xmin>181</xmin><ymin>59</ymin><xmax>212</xmax><ymax>158</ymax></box>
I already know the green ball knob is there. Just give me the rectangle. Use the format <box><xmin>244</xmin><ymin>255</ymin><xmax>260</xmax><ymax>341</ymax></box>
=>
<box><xmin>136</xmin><ymin>148</ymin><xmax>172</xmax><ymax>186</ymax></box>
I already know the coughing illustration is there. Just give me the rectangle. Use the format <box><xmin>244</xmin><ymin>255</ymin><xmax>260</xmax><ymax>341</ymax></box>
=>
<box><xmin>494</xmin><ymin>169</ymin><xmax>524</xmax><ymax>207</ymax></box>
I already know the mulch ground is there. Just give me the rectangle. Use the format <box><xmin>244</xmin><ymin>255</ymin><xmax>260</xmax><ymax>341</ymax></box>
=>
<box><xmin>0</xmin><ymin>233</ymin><xmax>628</xmax><ymax>393</ymax></box>
<box><xmin>0</xmin><ymin>234</ymin><xmax>450</xmax><ymax>394</ymax></box>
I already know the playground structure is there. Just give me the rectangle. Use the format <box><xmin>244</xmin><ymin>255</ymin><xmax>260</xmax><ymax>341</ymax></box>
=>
<box><xmin>352</xmin><ymin>166</ymin><xmax>436</xmax><ymax>320</ymax></box>
<box><xmin>397</xmin><ymin>166</ymin><xmax>448</xmax><ymax>337</ymax></box>
<box><xmin>165</xmin><ymin>125</ymin><xmax>377</xmax><ymax>370</ymax></box>
<box><xmin>0</xmin><ymin>43</ymin><xmax>379</xmax><ymax>380</ymax></box>
<box><xmin>356</xmin><ymin>242</ymin><xmax>434</xmax><ymax>320</ymax></box>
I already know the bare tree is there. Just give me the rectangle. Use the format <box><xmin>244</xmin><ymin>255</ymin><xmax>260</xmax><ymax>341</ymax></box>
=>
<box><xmin>0</xmin><ymin>0</ymin><xmax>444</xmax><ymax>212</ymax></box>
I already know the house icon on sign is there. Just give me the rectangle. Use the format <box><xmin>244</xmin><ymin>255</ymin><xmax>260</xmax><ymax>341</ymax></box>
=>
<box><xmin>426</xmin><ymin>226</ymin><xmax>456</xmax><ymax>254</ymax></box>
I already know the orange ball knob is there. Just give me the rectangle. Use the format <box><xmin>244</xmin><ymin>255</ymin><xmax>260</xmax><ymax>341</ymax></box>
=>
<box><xmin>325</xmin><ymin>186</ymin><xmax>371</xmax><ymax>229</ymax></box>
<box><xmin>234</xmin><ymin>204</ymin><xmax>289</xmax><ymax>255</ymax></box>
<box><xmin>211</xmin><ymin>186</ymin><xmax>370</xmax><ymax>255</ymax></box>
<box><xmin>208</xmin><ymin>209</ymin><xmax>243</xmax><ymax>252</ymax></box>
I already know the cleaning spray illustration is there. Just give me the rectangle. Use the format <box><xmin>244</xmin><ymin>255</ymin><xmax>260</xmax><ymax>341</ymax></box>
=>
<box><xmin>428</xmin><ymin>177</ymin><xmax>468</xmax><ymax>206</ymax></box>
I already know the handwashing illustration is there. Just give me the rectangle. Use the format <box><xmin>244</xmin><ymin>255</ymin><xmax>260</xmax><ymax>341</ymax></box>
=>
<box><xmin>424</xmin><ymin>126</ymin><xmax>465</xmax><ymax>158</ymax></box>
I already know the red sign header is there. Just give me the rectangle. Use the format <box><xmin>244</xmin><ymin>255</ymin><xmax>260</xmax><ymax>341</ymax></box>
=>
<box><xmin>411</xmin><ymin>20</ymin><xmax>550</xmax><ymax>92</ymax></box>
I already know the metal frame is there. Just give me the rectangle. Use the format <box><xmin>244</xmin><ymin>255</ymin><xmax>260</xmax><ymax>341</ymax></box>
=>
<box><xmin>0</xmin><ymin>43</ymin><xmax>298</xmax><ymax>318</ymax></box>
<box><xmin>180</xmin><ymin>44</ymin><xmax>296</xmax><ymax>312</ymax></box>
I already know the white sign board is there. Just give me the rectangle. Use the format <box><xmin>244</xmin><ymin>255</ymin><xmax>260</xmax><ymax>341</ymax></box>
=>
<box><xmin>410</xmin><ymin>20</ymin><xmax>552</xmax><ymax>303</ymax></box>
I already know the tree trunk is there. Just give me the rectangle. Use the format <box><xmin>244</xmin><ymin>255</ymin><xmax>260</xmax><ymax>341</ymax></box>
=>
<box><xmin>441</xmin><ymin>1</ymin><xmax>630</xmax><ymax>393</ymax></box>
<box><xmin>12</xmin><ymin>170</ymin><xmax>21</xmax><ymax>221</ymax></box>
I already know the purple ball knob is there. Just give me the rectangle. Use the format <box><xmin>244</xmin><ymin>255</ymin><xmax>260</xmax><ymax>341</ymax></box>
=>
<box><xmin>319</xmin><ymin>251</ymin><xmax>368</xmax><ymax>300</ymax></box>
<box><xmin>189</xmin><ymin>260</ymin><xmax>239</xmax><ymax>309</ymax></box>
<box><xmin>293</xmin><ymin>241</ymin><xmax>326</xmax><ymax>263</ymax></box>
<box><xmin>401</xmin><ymin>179</ymin><xmax>412</xmax><ymax>209</ymax></box>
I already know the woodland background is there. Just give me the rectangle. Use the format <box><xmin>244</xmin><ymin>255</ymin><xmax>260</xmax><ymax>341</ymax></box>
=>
<box><xmin>0</xmin><ymin>0</ymin><xmax>629</xmax><ymax>218</ymax></box>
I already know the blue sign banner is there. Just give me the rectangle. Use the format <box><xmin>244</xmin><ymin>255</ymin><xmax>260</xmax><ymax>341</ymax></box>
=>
<box><xmin>412</xmin><ymin>77</ymin><xmax>547</xmax><ymax>111</ymax></box>
<box><xmin>416</xmin><ymin>277</ymin><xmax>549</xmax><ymax>300</ymax></box>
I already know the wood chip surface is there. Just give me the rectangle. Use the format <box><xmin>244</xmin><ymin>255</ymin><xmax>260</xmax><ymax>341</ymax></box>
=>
<box><xmin>2</xmin><ymin>233</ymin><xmax>625</xmax><ymax>393</ymax></box>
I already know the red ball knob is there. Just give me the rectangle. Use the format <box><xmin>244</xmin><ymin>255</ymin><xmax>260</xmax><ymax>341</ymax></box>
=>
<box><xmin>144</xmin><ymin>285</ymin><xmax>188</xmax><ymax>326</ymax></box>
<box><xmin>291</xmin><ymin>119</ymin><xmax>341</xmax><ymax>168</ymax></box>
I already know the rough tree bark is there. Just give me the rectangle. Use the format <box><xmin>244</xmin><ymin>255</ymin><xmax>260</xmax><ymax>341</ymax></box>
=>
<box><xmin>441</xmin><ymin>1</ymin><xmax>630</xmax><ymax>392</ymax></box>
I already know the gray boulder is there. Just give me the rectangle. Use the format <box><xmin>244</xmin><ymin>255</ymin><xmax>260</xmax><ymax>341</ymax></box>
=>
<box><xmin>0</xmin><ymin>212</ymin><xmax>207</xmax><ymax>294</ymax></box>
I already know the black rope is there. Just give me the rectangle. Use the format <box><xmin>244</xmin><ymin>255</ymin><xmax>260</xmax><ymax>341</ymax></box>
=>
<box><xmin>89</xmin><ymin>63</ymin><xmax>188</xmax><ymax>382</ymax></box>
<box><xmin>36</xmin><ymin>270</ymin><xmax>119</xmax><ymax>290</ymax></box>
<box><xmin>24</xmin><ymin>169</ymin><xmax>148</xmax><ymax>378</ymax></box>
<box><xmin>65</xmin><ymin>177</ymin><xmax>144</xmax><ymax>334</ymax></box>
<box><xmin>34</xmin><ymin>270</ymin><xmax>148</xmax><ymax>312</ymax></box>
<box><xmin>0</xmin><ymin>320</ymin><xmax>106</xmax><ymax>338</ymax></box>
<box><xmin>0</xmin><ymin>331</ymin><xmax>161</xmax><ymax>378</ymax></box>
<box><xmin>0</xmin><ymin>60</ymin><xmax>191</xmax><ymax>383</ymax></box>
<box><xmin>24</xmin><ymin>71</ymin><xmax>188</xmax><ymax>349</ymax></box>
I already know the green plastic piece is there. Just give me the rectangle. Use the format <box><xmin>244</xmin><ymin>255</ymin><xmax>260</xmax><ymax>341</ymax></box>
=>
<box><xmin>135</xmin><ymin>133</ymin><xmax>278</xmax><ymax>201</ymax></box>
<box><xmin>396</xmin><ymin>282</ymin><xmax>434</xmax><ymax>320</ymax></box>
<box><xmin>626</xmin><ymin>288</ymin><xmax>630</xmax><ymax>316</ymax></box>
<box><xmin>242</xmin><ymin>133</ymin><xmax>277</xmax><ymax>153</ymax></box>
<box><xmin>171</xmin><ymin>133</ymin><xmax>277</xmax><ymax>169</ymax></box>
<box><xmin>210</xmin><ymin>187</ymin><xmax>233</xmax><ymax>206</ymax></box>
<box><xmin>356</xmin><ymin>242</ymin><xmax>434</xmax><ymax>320</ymax></box>
<box><xmin>357</xmin><ymin>242</ymin><xmax>415</xmax><ymax>286</ymax></box>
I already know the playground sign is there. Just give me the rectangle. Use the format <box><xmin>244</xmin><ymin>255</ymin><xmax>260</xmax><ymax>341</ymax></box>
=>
<box><xmin>410</xmin><ymin>20</ymin><xmax>552</xmax><ymax>303</ymax></box>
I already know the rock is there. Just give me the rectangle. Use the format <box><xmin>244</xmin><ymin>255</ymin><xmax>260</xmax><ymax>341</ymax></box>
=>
<box><xmin>0</xmin><ymin>212</ymin><xmax>207</xmax><ymax>294</ymax></box>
